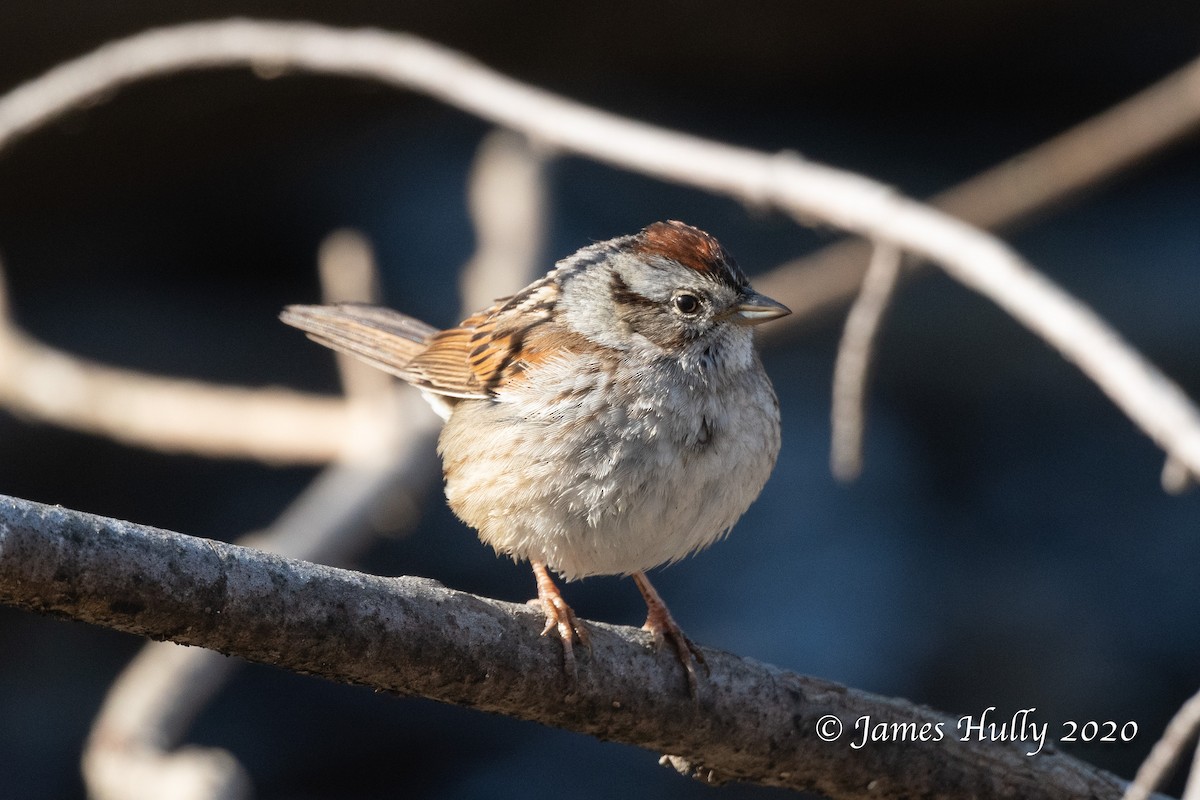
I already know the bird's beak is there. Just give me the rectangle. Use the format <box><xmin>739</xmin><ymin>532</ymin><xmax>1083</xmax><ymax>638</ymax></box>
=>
<box><xmin>733</xmin><ymin>291</ymin><xmax>791</xmax><ymax>325</ymax></box>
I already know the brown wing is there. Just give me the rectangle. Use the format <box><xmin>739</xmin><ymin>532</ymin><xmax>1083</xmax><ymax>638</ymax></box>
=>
<box><xmin>395</xmin><ymin>307</ymin><xmax>502</xmax><ymax>398</ymax></box>
<box><xmin>282</xmin><ymin>282</ymin><xmax>563</xmax><ymax>400</ymax></box>
<box><xmin>402</xmin><ymin>278</ymin><xmax>561</xmax><ymax>397</ymax></box>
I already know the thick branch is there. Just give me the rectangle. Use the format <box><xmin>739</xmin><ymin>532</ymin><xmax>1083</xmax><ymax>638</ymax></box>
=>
<box><xmin>0</xmin><ymin>493</ymin><xmax>1128</xmax><ymax>799</ymax></box>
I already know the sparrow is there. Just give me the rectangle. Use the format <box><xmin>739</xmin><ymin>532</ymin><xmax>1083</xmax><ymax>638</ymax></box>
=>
<box><xmin>281</xmin><ymin>221</ymin><xmax>789</xmax><ymax>690</ymax></box>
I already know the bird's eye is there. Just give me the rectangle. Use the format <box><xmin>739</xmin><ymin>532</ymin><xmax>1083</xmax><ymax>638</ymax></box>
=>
<box><xmin>672</xmin><ymin>292</ymin><xmax>702</xmax><ymax>316</ymax></box>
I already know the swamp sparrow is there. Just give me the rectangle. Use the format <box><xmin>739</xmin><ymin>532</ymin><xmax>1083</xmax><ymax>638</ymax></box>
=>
<box><xmin>281</xmin><ymin>221</ymin><xmax>789</xmax><ymax>690</ymax></box>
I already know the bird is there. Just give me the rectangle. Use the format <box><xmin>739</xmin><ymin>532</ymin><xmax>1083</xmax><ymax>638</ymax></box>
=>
<box><xmin>280</xmin><ymin>220</ymin><xmax>789</xmax><ymax>690</ymax></box>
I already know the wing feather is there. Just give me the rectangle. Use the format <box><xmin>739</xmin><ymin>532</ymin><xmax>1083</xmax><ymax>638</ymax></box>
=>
<box><xmin>282</xmin><ymin>277</ymin><xmax>566</xmax><ymax>400</ymax></box>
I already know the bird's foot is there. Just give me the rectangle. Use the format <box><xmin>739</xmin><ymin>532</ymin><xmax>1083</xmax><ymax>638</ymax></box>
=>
<box><xmin>530</xmin><ymin>561</ymin><xmax>590</xmax><ymax>680</ymax></box>
<box><xmin>633</xmin><ymin>571</ymin><xmax>707</xmax><ymax>696</ymax></box>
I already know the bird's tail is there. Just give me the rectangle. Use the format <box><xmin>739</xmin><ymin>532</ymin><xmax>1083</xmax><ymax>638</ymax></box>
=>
<box><xmin>279</xmin><ymin>303</ymin><xmax>438</xmax><ymax>379</ymax></box>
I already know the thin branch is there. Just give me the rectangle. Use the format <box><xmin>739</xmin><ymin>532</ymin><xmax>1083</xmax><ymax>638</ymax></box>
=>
<box><xmin>0</xmin><ymin>493</ymin><xmax>1130</xmax><ymax>800</ymax></box>
<box><xmin>1124</xmin><ymin>686</ymin><xmax>1200</xmax><ymax>800</ymax></box>
<box><xmin>1185</xmin><ymin>741</ymin><xmax>1200</xmax><ymax>800</ymax></box>
<box><xmin>0</xmin><ymin>258</ymin><xmax>351</xmax><ymax>463</ymax></box>
<box><xmin>1162</xmin><ymin>455</ymin><xmax>1195</xmax><ymax>495</ymax></box>
<box><xmin>458</xmin><ymin>129</ymin><xmax>550</xmax><ymax>313</ymax></box>
<box><xmin>830</xmin><ymin>243</ymin><xmax>903</xmax><ymax>482</ymax></box>
<box><xmin>82</xmin><ymin>647</ymin><xmax>253</xmax><ymax>800</ymax></box>
<box><xmin>0</xmin><ymin>321</ymin><xmax>351</xmax><ymax>463</ymax></box>
<box><xmin>755</xmin><ymin>51</ymin><xmax>1200</xmax><ymax>325</ymax></box>
<box><xmin>0</xmin><ymin>19</ymin><xmax>1195</xmax><ymax>490</ymax></box>
<box><xmin>318</xmin><ymin>229</ymin><xmax>383</xmax><ymax>307</ymax></box>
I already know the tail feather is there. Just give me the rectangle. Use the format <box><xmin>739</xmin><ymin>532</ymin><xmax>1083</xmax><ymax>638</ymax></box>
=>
<box><xmin>279</xmin><ymin>303</ymin><xmax>439</xmax><ymax>379</ymax></box>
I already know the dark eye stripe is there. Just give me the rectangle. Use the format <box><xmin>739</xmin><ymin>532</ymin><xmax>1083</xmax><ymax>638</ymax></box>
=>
<box><xmin>608</xmin><ymin>271</ymin><xmax>658</xmax><ymax>309</ymax></box>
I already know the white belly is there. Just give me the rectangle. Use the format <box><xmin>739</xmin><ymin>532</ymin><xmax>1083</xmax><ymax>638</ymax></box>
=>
<box><xmin>436</xmin><ymin>354</ymin><xmax>780</xmax><ymax>580</ymax></box>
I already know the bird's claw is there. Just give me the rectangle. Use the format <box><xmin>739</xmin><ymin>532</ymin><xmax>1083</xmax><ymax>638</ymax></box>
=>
<box><xmin>634</xmin><ymin>571</ymin><xmax>707</xmax><ymax>696</ymax></box>
<box><xmin>530</xmin><ymin>562</ymin><xmax>589</xmax><ymax>681</ymax></box>
<box><xmin>642</xmin><ymin>603</ymin><xmax>707</xmax><ymax>696</ymax></box>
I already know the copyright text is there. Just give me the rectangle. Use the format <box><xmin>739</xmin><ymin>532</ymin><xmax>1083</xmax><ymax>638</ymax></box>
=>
<box><xmin>814</xmin><ymin>707</ymin><xmax>1137</xmax><ymax>757</ymax></box>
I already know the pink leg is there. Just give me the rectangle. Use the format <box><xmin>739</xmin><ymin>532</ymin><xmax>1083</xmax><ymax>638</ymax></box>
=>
<box><xmin>530</xmin><ymin>561</ymin><xmax>589</xmax><ymax>677</ymax></box>
<box><xmin>632</xmin><ymin>571</ymin><xmax>706</xmax><ymax>694</ymax></box>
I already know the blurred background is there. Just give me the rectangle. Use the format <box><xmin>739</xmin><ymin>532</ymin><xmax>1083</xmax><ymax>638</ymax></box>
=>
<box><xmin>1</xmin><ymin>2</ymin><xmax>1199</xmax><ymax>798</ymax></box>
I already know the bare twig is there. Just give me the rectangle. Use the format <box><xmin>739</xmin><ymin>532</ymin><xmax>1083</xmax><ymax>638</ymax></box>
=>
<box><xmin>1124</xmin><ymin>686</ymin><xmax>1200</xmax><ymax>800</ymax></box>
<box><xmin>756</xmin><ymin>51</ymin><xmax>1200</xmax><ymax>325</ymax></box>
<box><xmin>458</xmin><ymin>129</ymin><xmax>550</xmax><ymax>312</ymax></box>
<box><xmin>0</xmin><ymin>324</ymin><xmax>351</xmax><ymax>463</ymax></box>
<box><xmin>1162</xmin><ymin>455</ymin><xmax>1195</xmax><ymax>495</ymax></box>
<box><xmin>830</xmin><ymin>243</ymin><xmax>903</xmax><ymax>482</ymax></box>
<box><xmin>1185</xmin><ymin>741</ymin><xmax>1200</xmax><ymax>800</ymax></box>
<box><xmin>81</xmin><ymin>647</ymin><xmax>254</xmax><ymax>800</ymax></box>
<box><xmin>0</xmin><ymin>256</ymin><xmax>351</xmax><ymax>462</ymax></box>
<box><xmin>0</xmin><ymin>19</ymin><xmax>1194</xmax><ymax>487</ymax></box>
<box><xmin>0</xmin><ymin>493</ymin><xmax>1131</xmax><ymax>800</ymax></box>
<box><xmin>318</xmin><ymin>229</ymin><xmax>383</xmax><ymax>307</ymax></box>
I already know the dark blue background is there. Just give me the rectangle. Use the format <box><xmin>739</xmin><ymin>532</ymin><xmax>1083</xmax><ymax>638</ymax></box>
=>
<box><xmin>1</xmin><ymin>3</ymin><xmax>1198</xmax><ymax>798</ymax></box>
